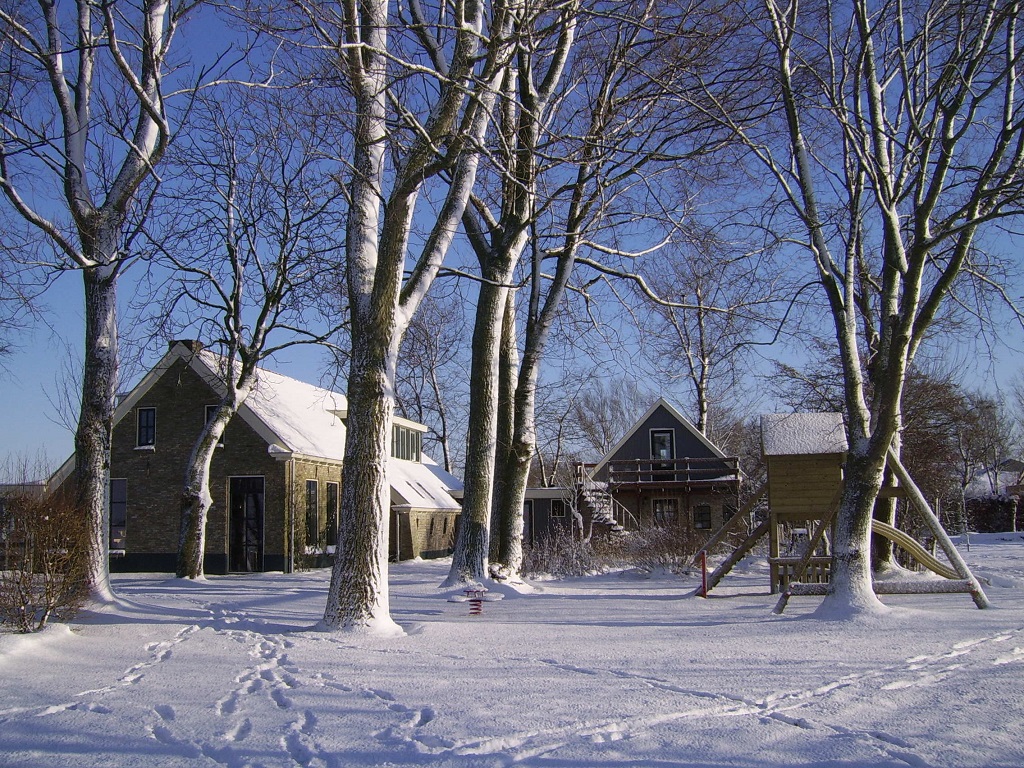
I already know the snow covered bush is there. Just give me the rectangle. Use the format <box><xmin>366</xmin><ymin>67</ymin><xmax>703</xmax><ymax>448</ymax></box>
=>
<box><xmin>522</xmin><ymin>526</ymin><xmax>600</xmax><ymax>578</ymax></box>
<box><xmin>621</xmin><ymin>525</ymin><xmax>705</xmax><ymax>575</ymax></box>
<box><xmin>0</xmin><ymin>490</ymin><xmax>88</xmax><ymax>633</ymax></box>
<box><xmin>522</xmin><ymin>523</ymin><xmax>708</xmax><ymax>578</ymax></box>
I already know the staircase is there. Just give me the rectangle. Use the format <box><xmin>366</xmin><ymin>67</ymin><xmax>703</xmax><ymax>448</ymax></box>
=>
<box><xmin>576</xmin><ymin>466</ymin><xmax>632</xmax><ymax>535</ymax></box>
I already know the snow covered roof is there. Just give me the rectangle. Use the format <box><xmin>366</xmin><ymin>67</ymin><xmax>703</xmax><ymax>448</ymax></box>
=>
<box><xmin>964</xmin><ymin>468</ymin><xmax>1024</xmax><ymax>500</ymax></box>
<box><xmin>50</xmin><ymin>342</ymin><xmax>462</xmax><ymax>505</ymax></box>
<box><xmin>390</xmin><ymin>455</ymin><xmax>462</xmax><ymax>511</ymax></box>
<box><xmin>760</xmin><ymin>413</ymin><xmax>847</xmax><ymax>457</ymax></box>
<box><xmin>197</xmin><ymin>351</ymin><xmax>349</xmax><ymax>463</ymax></box>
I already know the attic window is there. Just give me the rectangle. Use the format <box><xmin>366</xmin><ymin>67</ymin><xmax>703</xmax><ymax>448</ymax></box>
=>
<box><xmin>137</xmin><ymin>407</ymin><xmax>156</xmax><ymax>447</ymax></box>
<box><xmin>391</xmin><ymin>424</ymin><xmax>422</xmax><ymax>462</ymax></box>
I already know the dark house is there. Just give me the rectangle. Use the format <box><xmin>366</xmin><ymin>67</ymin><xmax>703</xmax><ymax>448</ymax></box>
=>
<box><xmin>526</xmin><ymin>399</ymin><xmax>740</xmax><ymax>542</ymax></box>
<box><xmin>51</xmin><ymin>341</ymin><xmax>462</xmax><ymax>574</ymax></box>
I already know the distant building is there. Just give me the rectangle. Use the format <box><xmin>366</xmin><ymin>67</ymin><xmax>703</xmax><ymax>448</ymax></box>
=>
<box><xmin>525</xmin><ymin>399</ymin><xmax>740</xmax><ymax>542</ymax></box>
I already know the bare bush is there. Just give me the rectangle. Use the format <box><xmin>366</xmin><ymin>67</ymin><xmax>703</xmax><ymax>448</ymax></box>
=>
<box><xmin>621</xmin><ymin>526</ymin><xmax>706</xmax><ymax>576</ymax></box>
<box><xmin>522</xmin><ymin>523</ymin><xmax>707</xmax><ymax>579</ymax></box>
<box><xmin>522</xmin><ymin>526</ymin><xmax>601</xmax><ymax>579</ymax></box>
<box><xmin>1</xmin><ymin>490</ymin><xmax>88</xmax><ymax>633</ymax></box>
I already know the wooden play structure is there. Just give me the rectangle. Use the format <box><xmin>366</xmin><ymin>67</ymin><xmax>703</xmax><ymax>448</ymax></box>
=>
<box><xmin>695</xmin><ymin>413</ymin><xmax>990</xmax><ymax>612</ymax></box>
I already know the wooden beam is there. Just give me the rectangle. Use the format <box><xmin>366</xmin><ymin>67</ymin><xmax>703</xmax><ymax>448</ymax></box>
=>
<box><xmin>691</xmin><ymin>481</ymin><xmax>768</xmax><ymax>569</ymax></box>
<box><xmin>886</xmin><ymin>449</ymin><xmax>990</xmax><ymax>609</ymax></box>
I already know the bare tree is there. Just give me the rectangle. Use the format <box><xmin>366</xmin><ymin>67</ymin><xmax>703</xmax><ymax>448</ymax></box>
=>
<box><xmin>0</xmin><ymin>0</ymin><xmax>202</xmax><ymax>602</ymax></box>
<box><xmin>136</xmin><ymin>85</ymin><xmax>346</xmax><ymax>579</ymax></box>
<box><xmin>645</xmin><ymin>230</ymin><xmax>781</xmax><ymax>436</ymax></box>
<box><xmin>700</xmin><ymin>0</ymin><xmax>1023</xmax><ymax>612</ymax></box>
<box><xmin>443</xmin><ymin>0</ymin><xmax>579</xmax><ymax>587</ymax></box>
<box><xmin>483</xmin><ymin>0</ymin><xmax>742</xmax><ymax>577</ymax></box>
<box><xmin>396</xmin><ymin>288</ymin><xmax>470</xmax><ymax>475</ymax></box>
<box><xmin>261</xmin><ymin>0</ymin><xmax>516</xmax><ymax>630</ymax></box>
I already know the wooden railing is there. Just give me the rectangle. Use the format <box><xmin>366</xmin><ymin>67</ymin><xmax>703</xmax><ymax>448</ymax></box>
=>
<box><xmin>584</xmin><ymin>456</ymin><xmax>739</xmax><ymax>486</ymax></box>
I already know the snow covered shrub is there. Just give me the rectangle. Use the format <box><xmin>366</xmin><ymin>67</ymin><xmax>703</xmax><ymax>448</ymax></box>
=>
<box><xmin>621</xmin><ymin>525</ymin><xmax>705</xmax><ymax>575</ymax></box>
<box><xmin>0</xmin><ymin>489</ymin><xmax>88</xmax><ymax>633</ymax></box>
<box><xmin>522</xmin><ymin>526</ymin><xmax>599</xmax><ymax>578</ymax></box>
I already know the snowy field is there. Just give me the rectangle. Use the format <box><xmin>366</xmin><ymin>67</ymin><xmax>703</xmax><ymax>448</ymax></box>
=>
<box><xmin>3</xmin><ymin>534</ymin><xmax>1024</xmax><ymax>768</ymax></box>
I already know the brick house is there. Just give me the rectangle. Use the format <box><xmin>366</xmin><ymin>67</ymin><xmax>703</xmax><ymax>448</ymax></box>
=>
<box><xmin>525</xmin><ymin>399</ymin><xmax>740</xmax><ymax>541</ymax></box>
<box><xmin>51</xmin><ymin>341</ymin><xmax>462</xmax><ymax>574</ymax></box>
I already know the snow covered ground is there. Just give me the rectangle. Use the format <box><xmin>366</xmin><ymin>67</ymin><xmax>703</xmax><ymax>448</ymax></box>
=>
<box><xmin>3</xmin><ymin>534</ymin><xmax>1024</xmax><ymax>768</ymax></box>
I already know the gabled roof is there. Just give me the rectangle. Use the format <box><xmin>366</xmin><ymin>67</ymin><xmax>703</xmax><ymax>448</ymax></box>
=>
<box><xmin>52</xmin><ymin>342</ymin><xmax>459</xmax><ymax>503</ymax></box>
<box><xmin>592</xmin><ymin>398</ymin><xmax>727</xmax><ymax>475</ymax></box>
<box><xmin>760</xmin><ymin>413</ymin><xmax>847</xmax><ymax>457</ymax></box>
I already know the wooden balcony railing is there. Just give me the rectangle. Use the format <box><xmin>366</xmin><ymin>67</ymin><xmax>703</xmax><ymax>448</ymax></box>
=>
<box><xmin>582</xmin><ymin>456</ymin><xmax>739</xmax><ymax>487</ymax></box>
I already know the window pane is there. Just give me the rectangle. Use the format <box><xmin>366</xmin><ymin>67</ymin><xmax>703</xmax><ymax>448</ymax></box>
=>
<box><xmin>326</xmin><ymin>482</ymin><xmax>339</xmax><ymax>546</ymax></box>
<box><xmin>653</xmin><ymin>498</ymin><xmax>678</xmax><ymax>526</ymax></box>
<box><xmin>306</xmin><ymin>480</ymin><xmax>319</xmax><ymax>548</ymax></box>
<box><xmin>110</xmin><ymin>478</ymin><xmax>127</xmax><ymax>549</ymax></box>
<box><xmin>137</xmin><ymin>408</ymin><xmax>156</xmax><ymax>446</ymax></box>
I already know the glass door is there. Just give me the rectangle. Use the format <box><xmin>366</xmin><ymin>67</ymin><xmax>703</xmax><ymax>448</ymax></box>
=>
<box><xmin>229</xmin><ymin>476</ymin><xmax>265</xmax><ymax>572</ymax></box>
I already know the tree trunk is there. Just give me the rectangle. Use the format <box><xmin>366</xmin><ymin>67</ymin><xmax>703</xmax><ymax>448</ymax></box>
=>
<box><xmin>443</xmin><ymin>277</ymin><xmax>508</xmax><ymax>587</ymax></box>
<box><xmin>823</xmin><ymin>445</ymin><xmax>889</xmax><ymax>615</ymax></box>
<box><xmin>75</xmin><ymin>263</ymin><xmax>119</xmax><ymax>604</ymax></box>
<box><xmin>177</xmin><ymin>394</ymin><xmax>245</xmax><ymax>579</ymax></box>
<box><xmin>322</xmin><ymin>324</ymin><xmax>399</xmax><ymax>632</ymax></box>
<box><xmin>490</xmin><ymin>290</ymin><xmax>524</xmax><ymax>573</ymax></box>
<box><xmin>871</xmin><ymin>426</ymin><xmax>902</xmax><ymax>571</ymax></box>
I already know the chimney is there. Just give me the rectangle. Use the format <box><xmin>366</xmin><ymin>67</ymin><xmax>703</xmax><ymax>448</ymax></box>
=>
<box><xmin>170</xmin><ymin>339</ymin><xmax>204</xmax><ymax>353</ymax></box>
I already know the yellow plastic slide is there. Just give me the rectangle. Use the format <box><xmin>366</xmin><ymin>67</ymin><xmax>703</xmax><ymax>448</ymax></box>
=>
<box><xmin>871</xmin><ymin>520</ymin><xmax>959</xmax><ymax>580</ymax></box>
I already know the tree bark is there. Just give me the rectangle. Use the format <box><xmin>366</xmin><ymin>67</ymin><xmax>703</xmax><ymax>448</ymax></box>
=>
<box><xmin>323</xmin><ymin>322</ymin><xmax>399</xmax><ymax>631</ymax></box>
<box><xmin>490</xmin><ymin>290</ymin><xmax>523</xmax><ymax>572</ymax></box>
<box><xmin>444</xmin><ymin>276</ymin><xmax>508</xmax><ymax>586</ymax></box>
<box><xmin>75</xmin><ymin>262</ymin><xmax>119</xmax><ymax>604</ymax></box>
<box><xmin>177</xmin><ymin>393</ymin><xmax>246</xmax><ymax>579</ymax></box>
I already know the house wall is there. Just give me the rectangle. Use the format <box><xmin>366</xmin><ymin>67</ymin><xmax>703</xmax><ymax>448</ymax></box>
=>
<box><xmin>109</xmin><ymin>358</ymin><xmax>290</xmax><ymax>574</ymax></box>
<box><xmin>292</xmin><ymin>459</ymin><xmax>344</xmax><ymax>569</ymax></box>
<box><xmin>611</xmin><ymin>489</ymin><xmax>734</xmax><ymax>534</ymax></box>
<box><xmin>523</xmin><ymin>494</ymin><xmax>575</xmax><ymax>546</ymax></box>
<box><xmin>390</xmin><ymin>509</ymin><xmax>460</xmax><ymax>560</ymax></box>
<box><xmin>766</xmin><ymin>454</ymin><xmax>844</xmax><ymax>521</ymax></box>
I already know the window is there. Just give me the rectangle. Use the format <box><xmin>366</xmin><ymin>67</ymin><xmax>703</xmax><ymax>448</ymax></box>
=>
<box><xmin>137</xmin><ymin>407</ymin><xmax>156</xmax><ymax>447</ymax></box>
<box><xmin>653</xmin><ymin>498</ymin><xmax>678</xmax><ymax>527</ymax></box>
<box><xmin>650</xmin><ymin>429</ymin><xmax>674</xmax><ymax>461</ymax></box>
<box><xmin>110</xmin><ymin>479</ymin><xmax>127</xmax><ymax>549</ymax></box>
<box><xmin>325</xmin><ymin>482</ymin><xmax>339</xmax><ymax>546</ymax></box>
<box><xmin>305</xmin><ymin>480</ymin><xmax>320</xmax><ymax>548</ymax></box>
<box><xmin>551</xmin><ymin>499</ymin><xmax>566</xmax><ymax>518</ymax></box>
<box><xmin>693</xmin><ymin>504</ymin><xmax>712</xmax><ymax>530</ymax></box>
<box><xmin>391</xmin><ymin>424</ymin><xmax>422</xmax><ymax>462</ymax></box>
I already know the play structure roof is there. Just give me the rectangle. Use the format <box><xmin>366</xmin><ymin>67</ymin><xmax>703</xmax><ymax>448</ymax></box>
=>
<box><xmin>760</xmin><ymin>412</ymin><xmax>847</xmax><ymax>457</ymax></box>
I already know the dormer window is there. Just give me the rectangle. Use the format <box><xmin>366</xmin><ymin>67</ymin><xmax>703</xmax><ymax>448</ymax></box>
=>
<box><xmin>137</xmin><ymin>407</ymin><xmax>156</xmax><ymax>447</ymax></box>
<box><xmin>391</xmin><ymin>424</ymin><xmax>422</xmax><ymax>462</ymax></box>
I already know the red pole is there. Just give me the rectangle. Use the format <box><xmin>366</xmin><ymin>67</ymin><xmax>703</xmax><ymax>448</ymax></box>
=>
<box><xmin>700</xmin><ymin>550</ymin><xmax>708</xmax><ymax>597</ymax></box>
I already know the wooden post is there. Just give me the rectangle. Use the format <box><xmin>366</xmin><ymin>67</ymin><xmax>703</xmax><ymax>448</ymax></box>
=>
<box><xmin>700</xmin><ymin>550</ymin><xmax>707</xmax><ymax>598</ymax></box>
<box><xmin>886</xmin><ymin>449</ymin><xmax>991</xmax><ymax>609</ymax></box>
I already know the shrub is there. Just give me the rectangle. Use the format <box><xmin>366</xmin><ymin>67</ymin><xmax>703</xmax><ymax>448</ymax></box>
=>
<box><xmin>522</xmin><ymin>525</ymin><xmax>601</xmax><ymax>578</ymax></box>
<box><xmin>620</xmin><ymin>524</ymin><xmax>706</xmax><ymax>575</ymax></box>
<box><xmin>522</xmin><ymin>523</ymin><xmax>709</xmax><ymax>578</ymax></box>
<box><xmin>1</xmin><ymin>489</ymin><xmax>88</xmax><ymax>633</ymax></box>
